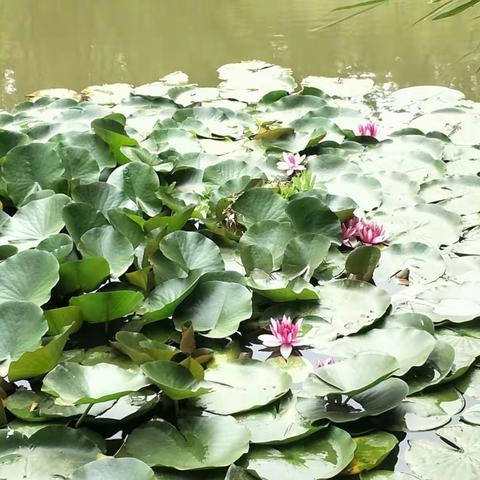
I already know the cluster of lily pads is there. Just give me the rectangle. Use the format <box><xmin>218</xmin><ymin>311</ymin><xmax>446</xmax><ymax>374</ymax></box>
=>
<box><xmin>0</xmin><ymin>60</ymin><xmax>480</xmax><ymax>479</ymax></box>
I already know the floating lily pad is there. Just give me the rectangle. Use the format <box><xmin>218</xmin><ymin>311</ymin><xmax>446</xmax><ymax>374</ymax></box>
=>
<box><xmin>377</xmin><ymin>386</ymin><xmax>464</xmax><ymax>432</ymax></box>
<box><xmin>235</xmin><ymin>395</ymin><xmax>325</xmax><ymax>445</ymax></box>
<box><xmin>42</xmin><ymin>362</ymin><xmax>150</xmax><ymax>404</ymax></box>
<box><xmin>0</xmin><ymin>426</ymin><xmax>100</xmax><ymax>480</ymax></box>
<box><xmin>121</xmin><ymin>414</ymin><xmax>250</xmax><ymax>469</ymax></box>
<box><xmin>315</xmin><ymin>280</ymin><xmax>391</xmax><ymax>336</ymax></box>
<box><xmin>302</xmin><ymin>353</ymin><xmax>399</xmax><ymax>397</ymax></box>
<box><xmin>405</xmin><ymin>424</ymin><xmax>480</xmax><ymax>480</ymax></box>
<box><xmin>241</xmin><ymin>426</ymin><xmax>355</xmax><ymax>480</ymax></box>
<box><xmin>195</xmin><ymin>359</ymin><xmax>292</xmax><ymax>415</ymax></box>
<box><xmin>70</xmin><ymin>458</ymin><xmax>155</xmax><ymax>480</ymax></box>
<box><xmin>297</xmin><ymin>378</ymin><xmax>409</xmax><ymax>424</ymax></box>
<box><xmin>343</xmin><ymin>431</ymin><xmax>398</xmax><ymax>475</ymax></box>
<box><xmin>0</xmin><ymin>193</ymin><xmax>71</xmax><ymax>250</ymax></box>
<box><xmin>373</xmin><ymin>242</ymin><xmax>445</xmax><ymax>286</ymax></box>
<box><xmin>0</xmin><ymin>250</ymin><xmax>59</xmax><ymax>306</ymax></box>
<box><xmin>321</xmin><ymin>327</ymin><xmax>436</xmax><ymax>376</ymax></box>
<box><xmin>141</xmin><ymin>361</ymin><xmax>209</xmax><ymax>400</ymax></box>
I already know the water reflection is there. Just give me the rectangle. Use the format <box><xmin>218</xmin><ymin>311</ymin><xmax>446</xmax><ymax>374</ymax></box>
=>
<box><xmin>0</xmin><ymin>0</ymin><xmax>479</xmax><ymax>108</ymax></box>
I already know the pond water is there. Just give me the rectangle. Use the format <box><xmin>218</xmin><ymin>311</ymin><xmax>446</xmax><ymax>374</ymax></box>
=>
<box><xmin>0</xmin><ymin>0</ymin><xmax>479</xmax><ymax>108</ymax></box>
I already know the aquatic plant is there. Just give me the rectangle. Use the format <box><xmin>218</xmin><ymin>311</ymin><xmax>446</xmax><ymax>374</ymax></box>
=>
<box><xmin>0</xmin><ymin>61</ymin><xmax>478</xmax><ymax>479</ymax></box>
<box><xmin>342</xmin><ymin>216</ymin><xmax>386</xmax><ymax>247</ymax></box>
<box><xmin>259</xmin><ymin>316</ymin><xmax>308</xmax><ymax>359</ymax></box>
<box><xmin>358</xmin><ymin>122</ymin><xmax>379</xmax><ymax>138</ymax></box>
<box><xmin>276</xmin><ymin>152</ymin><xmax>307</xmax><ymax>175</ymax></box>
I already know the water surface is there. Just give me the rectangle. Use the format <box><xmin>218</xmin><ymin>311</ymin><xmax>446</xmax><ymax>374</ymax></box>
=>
<box><xmin>0</xmin><ymin>0</ymin><xmax>478</xmax><ymax>108</ymax></box>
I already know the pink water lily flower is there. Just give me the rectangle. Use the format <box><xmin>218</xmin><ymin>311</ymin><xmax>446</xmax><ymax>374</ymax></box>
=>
<box><xmin>276</xmin><ymin>152</ymin><xmax>307</xmax><ymax>176</ymax></box>
<box><xmin>317</xmin><ymin>357</ymin><xmax>335</xmax><ymax>368</ymax></box>
<box><xmin>356</xmin><ymin>219</ymin><xmax>386</xmax><ymax>245</ymax></box>
<box><xmin>341</xmin><ymin>216</ymin><xmax>386</xmax><ymax>247</ymax></box>
<box><xmin>259</xmin><ymin>315</ymin><xmax>308</xmax><ymax>359</ymax></box>
<box><xmin>341</xmin><ymin>217</ymin><xmax>360</xmax><ymax>247</ymax></box>
<box><xmin>358</xmin><ymin>122</ymin><xmax>379</xmax><ymax>138</ymax></box>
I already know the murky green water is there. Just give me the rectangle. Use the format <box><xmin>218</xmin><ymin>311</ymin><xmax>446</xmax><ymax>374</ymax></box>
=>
<box><xmin>0</xmin><ymin>0</ymin><xmax>478</xmax><ymax>108</ymax></box>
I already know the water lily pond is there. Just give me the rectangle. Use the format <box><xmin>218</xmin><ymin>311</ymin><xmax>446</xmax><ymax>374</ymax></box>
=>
<box><xmin>0</xmin><ymin>62</ymin><xmax>480</xmax><ymax>479</ymax></box>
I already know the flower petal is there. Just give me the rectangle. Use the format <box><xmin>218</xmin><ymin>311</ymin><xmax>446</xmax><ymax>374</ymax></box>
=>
<box><xmin>280</xmin><ymin>344</ymin><xmax>293</xmax><ymax>359</ymax></box>
<box><xmin>258</xmin><ymin>335</ymin><xmax>282</xmax><ymax>347</ymax></box>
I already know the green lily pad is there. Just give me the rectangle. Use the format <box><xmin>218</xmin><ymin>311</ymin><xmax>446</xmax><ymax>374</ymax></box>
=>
<box><xmin>342</xmin><ymin>431</ymin><xmax>398</xmax><ymax>475</ymax></box>
<box><xmin>233</xmin><ymin>188</ymin><xmax>288</xmax><ymax>227</ymax></box>
<box><xmin>403</xmin><ymin>340</ymin><xmax>455</xmax><ymax>394</ymax></box>
<box><xmin>141</xmin><ymin>272</ymin><xmax>201</xmax><ymax>323</ymax></box>
<box><xmin>160</xmin><ymin>231</ymin><xmax>224</xmax><ymax>275</ymax></box>
<box><xmin>372</xmin><ymin>204</ymin><xmax>462</xmax><ymax>247</ymax></box>
<box><xmin>70</xmin><ymin>458</ymin><xmax>155</xmax><ymax>480</ymax></box>
<box><xmin>373</xmin><ymin>242</ymin><xmax>445</xmax><ymax>286</ymax></box>
<box><xmin>112</xmin><ymin>331</ymin><xmax>178</xmax><ymax>364</ymax></box>
<box><xmin>321</xmin><ymin>327</ymin><xmax>436</xmax><ymax>376</ymax></box>
<box><xmin>0</xmin><ymin>302</ymin><xmax>47</xmax><ymax>372</ymax></box>
<box><xmin>57</xmin><ymin>145</ymin><xmax>100</xmax><ymax>184</ymax></box>
<box><xmin>121</xmin><ymin>414</ymin><xmax>250</xmax><ymax>469</ymax></box>
<box><xmin>248</xmin><ymin>270</ymin><xmax>319</xmax><ymax>301</ymax></box>
<box><xmin>70</xmin><ymin>290</ymin><xmax>144</xmax><ymax>323</ymax></box>
<box><xmin>107</xmin><ymin>162</ymin><xmax>163</xmax><ymax>216</ymax></box>
<box><xmin>286</xmin><ymin>196</ymin><xmax>341</xmax><ymax>243</ymax></box>
<box><xmin>78</xmin><ymin>225</ymin><xmax>134</xmax><ymax>277</ymax></box>
<box><xmin>239</xmin><ymin>220</ymin><xmax>294</xmax><ymax>271</ymax></box>
<box><xmin>58</xmin><ymin>257</ymin><xmax>110</xmax><ymax>294</ymax></box>
<box><xmin>407</xmin><ymin>281</ymin><xmax>480</xmax><ymax>324</ymax></box>
<box><xmin>302</xmin><ymin>353</ymin><xmax>399</xmax><ymax>397</ymax></box>
<box><xmin>345</xmin><ymin>246</ymin><xmax>381</xmax><ymax>282</ymax></box>
<box><xmin>405</xmin><ymin>424</ymin><xmax>480</xmax><ymax>480</ymax></box>
<box><xmin>141</xmin><ymin>361</ymin><xmax>209</xmax><ymax>400</ymax></box>
<box><xmin>315</xmin><ymin>280</ymin><xmax>391</xmax><ymax>336</ymax></box>
<box><xmin>195</xmin><ymin>359</ymin><xmax>292</xmax><ymax>415</ymax></box>
<box><xmin>282</xmin><ymin>233</ymin><xmax>330</xmax><ymax>280</ymax></box>
<box><xmin>2</xmin><ymin>142</ymin><xmax>65</xmax><ymax>204</ymax></box>
<box><xmin>37</xmin><ymin>233</ymin><xmax>73</xmax><ymax>260</ymax></box>
<box><xmin>4</xmin><ymin>389</ymin><xmax>85</xmax><ymax>422</ymax></box>
<box><xmin>241</xmin><ymin>426</ymin><xmax>355</xmax><ymax>480</ymax></box>
<box><xmin>0</xmin><ymin>426</ymin><xmax>100</xmax><ymax>480</ymax></box>
<box><xmin>0</xmin><ymin>193</ymin><xmax>71</xmax><ymax>250</ymax></box>
<box><xmin>235</xmin><ymin>394</ymin><xmax>325</xmax><ymax>445</ymax></box>
<box><xmin>174</xmin><ymin>280</ymin><xmax>252</xmax><ymax>338</ymax></box>
<box><xmin>436</xmin><ymin>326</ymin><xmax>480</xmax><ymax>379</ymax></box>
<box><xmin>8</xmin><ymin>324</ymin><xmax>77</xmax><ymax>381</ymax></box>
<box><xmin>297</xmin><ymin>378</ymin><xmax>409</xmax><ymax>424</ymax></box>
<box><xmin>42</xmin><ymin>362</ymin><xmax>150</xmax><ymax>404</ymax></box>
<box><xmin>0</xmin><ymin>250</ymin><xmax>59</xmax><ymax>306</ymax></box>
<box><xmin>377</xmin><ymin>386</ymin><xmax>464</xmax><ymax>432</ymax></box>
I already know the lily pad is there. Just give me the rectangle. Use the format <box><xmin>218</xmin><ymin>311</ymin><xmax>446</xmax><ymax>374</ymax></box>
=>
<box><xmin>69</xmin><ymin>290</ymin><xmax>144</xmax><ymax>324</ymax></box>
<box><xmin>141</xmin><ymin>361</ymin><xmax>209</xmax><ymax>400</ymax></box>
<box><xmin>0</xmin><ymin>250</ymin><xmax>59</xmax><ymax>306</ymax></box>
<box><xmin>121</xmin><ymin>414</ymin><xmax>250</xmax><ymax>469</ymax></box>
<box><xmin>297</xmin><ymin>378</ymin><xmax>409</xmax><ymax>424</ymax></box>
<box><xmin>321</xmin><ymin>327</ymin><xmax>436</xmax><ymax>376</ymax></box>
<box><xmin>0</xmin><ymin>426</ymin><xmax>100</xmax><ymax>480</ymax></box>
<box><xmin>173</xmin><ymin>280</ymin><xmax>252</xmax><ymax>338</ymax></box>
<box><xmin>241</xmin><ymin>426</ymin><xmax>355</xmax><ymax>480</ymax></box>
<box><xmin>405</xmin><ymin>424</ymin><xmax>480</xmax><ymax>480</ymax></box>
<box><xmin>315</xmin><ymin>280</ymin><xmax>391</xmax><ymax>336</ymax></box>
<box><xmin>195</xmin><ymin>359</ymin><xmax>292</xmax><ymax>415</ymax></box>
<box><xmin>377</xmin><ymin>386</ymin><xmax>464</xmax><ymax>432</ymax></box>
<box><xmin>70</xmin><ymin>458</ymin><xmax>155</xmax><ymax>480</ymax></box>
<box><xmin>342</xmin><ymin>431</ymin><xmax>398</xmax><ymax>475</ymax></box>
<box><xmin>235</xmin><ymin>395</ymin><xmax>325</xmax><ymax>445</ymax></box>
<box><xmin>42</xmin><ymin>362</ymin><xmax>150</xmax><ymax>404</ymax></box>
